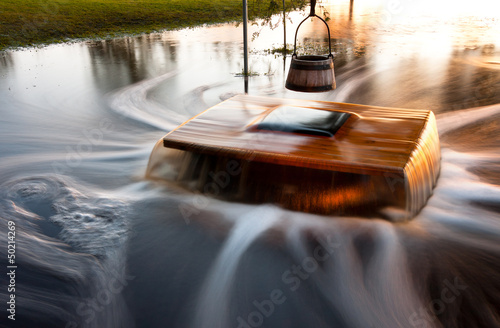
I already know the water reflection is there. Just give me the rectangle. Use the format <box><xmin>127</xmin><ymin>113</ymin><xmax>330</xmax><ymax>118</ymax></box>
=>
<box><xmin>13</xmin><ymin>0</ymin><xmax>491</xmax><ymax>116</ymax></box>
<box><xmin>0</xmin><ymin>51</ymin><xmax>14</xmax><ymax>70</ymax></box>
<box><xmin>442</xmin><ymin>50</ymin><xmax>500</xmax><ymax>110</ymax></box>
<box><xmin>87</xmin><ymin>35</ymin><xmax>181</xmax><ymax>90</ymax></box>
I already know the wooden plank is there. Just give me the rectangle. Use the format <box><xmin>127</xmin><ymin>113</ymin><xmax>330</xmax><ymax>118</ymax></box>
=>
<box><xmin>163</xmin><ymin>95</ymin><xmax>433</xmax><ymax>176</ymax></box>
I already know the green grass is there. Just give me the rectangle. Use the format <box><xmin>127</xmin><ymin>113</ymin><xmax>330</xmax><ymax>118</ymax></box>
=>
<box><xmin>0</xmin><ymin>0</ymin><xmax>306</xmax><ymax>51</ymax></box>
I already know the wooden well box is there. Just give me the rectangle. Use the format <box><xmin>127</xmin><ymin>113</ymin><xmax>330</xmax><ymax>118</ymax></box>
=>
<box><xmin>148</xmin><ymin>95</ymin><xmax>441</xmax><ymax>221</ymax></box>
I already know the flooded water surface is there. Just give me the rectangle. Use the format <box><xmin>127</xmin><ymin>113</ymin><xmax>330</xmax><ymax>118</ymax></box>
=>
<box><xmin>1</xmin><ymin>0</ymin><xmax>500</xmax><ymax>327</ymax></box>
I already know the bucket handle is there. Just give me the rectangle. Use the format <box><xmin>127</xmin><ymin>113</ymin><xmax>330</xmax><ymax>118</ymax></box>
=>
<box><xmin>292</xmin><ymin>0</ymin><xmax>333</xmax><ymax>58</ymax></box>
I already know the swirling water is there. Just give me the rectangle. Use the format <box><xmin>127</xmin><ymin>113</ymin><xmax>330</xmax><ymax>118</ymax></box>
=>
<box><xmin>1</xmin><ymin>1</ymin><xmax>500</xmax><ymax>327</ymax></box>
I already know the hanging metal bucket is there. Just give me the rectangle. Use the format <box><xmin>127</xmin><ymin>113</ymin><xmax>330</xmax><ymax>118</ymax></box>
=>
<box><xmin>285</xmin><ymin>5</ymin><xmax>336</xmax><ymax>92</ymax></box>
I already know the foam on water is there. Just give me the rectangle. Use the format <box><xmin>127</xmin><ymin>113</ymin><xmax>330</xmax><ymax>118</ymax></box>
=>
<box><xmin>0</xmin><ymin>175</ymin><xmax>133</xmax><ymax>328</ymax></box>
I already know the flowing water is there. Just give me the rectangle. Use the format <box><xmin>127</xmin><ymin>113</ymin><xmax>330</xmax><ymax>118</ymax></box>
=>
<box><xmin>1</xmin><ymin>0</ymin><xmax>500</xmax><ymax>327</ymax></box>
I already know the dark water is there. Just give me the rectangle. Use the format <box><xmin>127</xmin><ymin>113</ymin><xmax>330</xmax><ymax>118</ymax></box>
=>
<box><xmin>1</xmin><ymin>1</ymin><xmax>500</xmax><ymax>327</ymax></box>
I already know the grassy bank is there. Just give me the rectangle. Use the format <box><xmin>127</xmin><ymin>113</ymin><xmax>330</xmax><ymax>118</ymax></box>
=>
<box><xmin>0</xmin><ymin>0</ymin><xmax>306</xmax><ymax>51</ymax></box>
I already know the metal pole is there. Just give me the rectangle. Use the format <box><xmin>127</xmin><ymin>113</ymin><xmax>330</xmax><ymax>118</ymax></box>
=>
<box><xmin>282</xmin><ymin>0</ymin><xmax>286</xmax><ymax>54</ymax></box>
<box><xmin>282</xmin><ymin>0</ymin><xmax>287</xmax><ymax>75</ymax></box>
<box><xmin>243</xmin><ymin>0</ymin><xmax>249</xmax><ymax>77</ymax></box>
